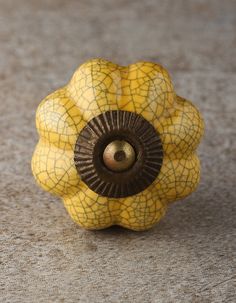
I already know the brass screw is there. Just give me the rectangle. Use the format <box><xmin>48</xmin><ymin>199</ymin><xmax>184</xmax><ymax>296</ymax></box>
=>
<box><xmin>103</xmin><ymin>140</ymin><xmax>136</xmax><ymax>172</ymax></box>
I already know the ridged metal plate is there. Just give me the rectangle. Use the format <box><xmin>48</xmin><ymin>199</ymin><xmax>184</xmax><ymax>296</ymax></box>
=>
<box><xmin>74</xmin><ymin>110</ymin><xmax>163</xmax><ymax>198</ymax></box>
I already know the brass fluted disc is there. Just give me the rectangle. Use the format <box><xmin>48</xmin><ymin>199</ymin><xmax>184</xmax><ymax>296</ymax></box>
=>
<box><xmin>74</xmin><ymin>110</ymin><xmax>163</xmax><ymax>198</ymax></box>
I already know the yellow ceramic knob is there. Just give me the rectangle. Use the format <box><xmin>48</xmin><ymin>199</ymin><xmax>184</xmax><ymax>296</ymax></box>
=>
<box><xmin>31</xmin><ymin>58</ymin><xmax>204</xmax><ymax>231</ymax></box>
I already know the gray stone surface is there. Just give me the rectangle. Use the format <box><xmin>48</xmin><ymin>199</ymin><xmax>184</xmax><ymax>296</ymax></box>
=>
<box><xmin>0</xmin><ymin>0</ymin><xmax>236</xmax><ymax>302</ymax></box>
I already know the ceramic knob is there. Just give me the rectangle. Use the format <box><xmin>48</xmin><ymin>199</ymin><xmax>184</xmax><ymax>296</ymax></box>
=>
<box><xmin>32</xmin><ymin>59</ymin><xmax>204</xmax><ymax>231</ymax></box>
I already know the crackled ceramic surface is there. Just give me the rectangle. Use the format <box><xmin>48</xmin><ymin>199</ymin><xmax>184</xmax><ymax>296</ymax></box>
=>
<box><xmin>32</xmin><ymin>59</ymin><xmax>204</xmax><ymax>230</ymax></box>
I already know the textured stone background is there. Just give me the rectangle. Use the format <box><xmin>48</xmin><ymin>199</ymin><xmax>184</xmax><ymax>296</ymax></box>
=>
<box><xmin>0</xmin><ymin>0</ymin><xmax>236</xmax><ymax>302</ymax></box>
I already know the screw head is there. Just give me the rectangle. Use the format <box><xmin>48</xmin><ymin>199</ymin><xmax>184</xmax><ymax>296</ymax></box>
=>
<box><xmin>103</xmin><ymin>140</ymin><xmax>136</xmax><ymax>172</ymax></box>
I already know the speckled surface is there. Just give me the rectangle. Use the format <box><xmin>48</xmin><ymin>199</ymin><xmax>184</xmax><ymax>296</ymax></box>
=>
<box><xmin>0</xmin><ymin>0</ymin><xmax>235</xmax><ymax>302</ymax></box>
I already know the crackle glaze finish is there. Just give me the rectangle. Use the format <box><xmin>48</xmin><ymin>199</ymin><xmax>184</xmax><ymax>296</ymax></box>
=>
<box><xmin>31</xmin><ymin>59</ymin><xmax>204</xmax><ymax>231</ymax></box>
